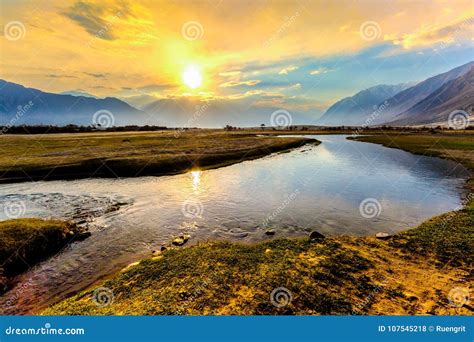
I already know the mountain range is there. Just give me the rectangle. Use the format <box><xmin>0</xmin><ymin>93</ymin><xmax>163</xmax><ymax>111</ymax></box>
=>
<box><xmin>0</xmin><ymin>80</ymin><xmax>154</xmax><ymax>126</ymax></box>
<box><xmin>319</xmin><ymin>61</ymin><xmax>473</xmax><ymax>126</ymax></box>
<box><xmin>318</xmin><ymin>83</ymin><xmax>412</xmax><ymax>126</ymax></box>
<box><xmin>1</xmin><ymin>61</ymin><xmax>473</xmax><ymax>128</ymax></box>
<box><xmin>388</xmin><ymin>66</ymin><xmax>474</xmax><ymax>125</ymax></box>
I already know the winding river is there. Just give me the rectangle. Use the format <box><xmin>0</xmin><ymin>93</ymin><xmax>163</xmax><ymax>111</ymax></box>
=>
<box><xmin>0</xmin><ymin>135</ymin><xmax>470</xmax><ymax>314</ymax></box>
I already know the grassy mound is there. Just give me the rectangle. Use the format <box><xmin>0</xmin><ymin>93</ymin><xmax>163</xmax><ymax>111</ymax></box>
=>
<box><xmin>43</xmin><ymin>238</ymin><xmax>378</xmax><ymax>315</ymax></box>
<box><xmin>390</xmin><ymin>200</ymin><xmax>473</xmax><ymax>268</ymax></box>
<box><xmin>0</xmin><ymin>219</ymin><xmax>89</xmax><ymax>283</ymax></box>
<box><xmin>0</xmin><ymin>131</ymin><xmax>318</xmax><ymax>183</ymax></box>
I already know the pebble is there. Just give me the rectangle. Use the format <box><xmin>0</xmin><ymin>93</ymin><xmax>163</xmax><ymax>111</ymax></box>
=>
<box><xmin>375</xmin><ymin>232</ymin><xmax>391</xmax><ymax>240</ymax></box>
<box><xmin>309</xmin><ymin>231</ymin><xmax>325</xmax><ymax>240</ymax></box>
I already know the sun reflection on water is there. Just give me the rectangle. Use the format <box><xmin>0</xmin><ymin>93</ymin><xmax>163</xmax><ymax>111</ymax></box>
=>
<box><xmin>191</xmin><ymin>170</ymin><xmax>201</xmax><ymax>190</ymax></box>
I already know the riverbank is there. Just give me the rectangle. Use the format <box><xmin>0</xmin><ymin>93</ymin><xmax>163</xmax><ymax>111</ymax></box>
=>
<box><xmin>0</xmin><ymin>131</ymin><xmax>318</xmax><ymax>183</ymax></box>
<box><xmin>350</xmin><ymin>133</ymin><xmax>474</xmax><ymax>175</ymax></box>
<box><xmin>44</xmin><ymin>199</ymin><xmax>472</xmax><ymax>315</ymax></box>
<box><xmin>0</xmin><ymin>219</ymin><xmax>89</xmax><ymax>290</ymax></box>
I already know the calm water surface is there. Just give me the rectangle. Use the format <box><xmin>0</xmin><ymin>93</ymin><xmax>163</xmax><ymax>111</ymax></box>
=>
<box><xmin>0</xmin><ymin>135</ymin><xmax>470</xmax><ymax>313</ymax></box>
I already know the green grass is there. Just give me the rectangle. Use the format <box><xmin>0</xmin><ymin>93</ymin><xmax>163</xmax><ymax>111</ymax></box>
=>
<box><xmin>390</xmin><ymin>200</ymin><xmax>474</xmax><ymax>268</ymax></box>
<box><xmin>350</xmin><ymin>133</ymin><xmax>474</xmax><ymax>170</ymax></box>
<box><xmin>0</xmin><ymin>131</ymin><xmax>318</xmax><ymax>183</ymax></box>
<box><xmin>0</xmin><ymin>219</ymin><xmax>89</xmax><ymax>284</ymax></box>
<box><xmin>44</xmin><ymin>238</ymin><xmax>377</xmax><ymax>315</ymax></box>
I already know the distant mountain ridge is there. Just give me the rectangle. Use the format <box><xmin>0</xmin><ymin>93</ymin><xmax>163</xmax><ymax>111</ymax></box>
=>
<box><xmin>61</xmin><ymin>90</ymin><xmax>98</xmax><ymax>98</ymax></box>
<box><xmin>318</xmin><ymin>83</ymin><xmax>412</xmax><ymax>125</ymax></box>
<box><xmin>0</xmin><ymin>80</ymin><xmax>148</xmax><ymax>126</ymax></box>
<box><xmin>320</xmin><ymin>61</ymin><xmax>474</xmax><ymax>126</ymax></box>
<box><xmin>373</xmin><ymin>61</ymin><xmax>474</xmax><ymax>125</ymax></box>
<box><xmin>389</xmin><ymin>66</ymin><xmax>474</xmax><ymax>125</ymax></box>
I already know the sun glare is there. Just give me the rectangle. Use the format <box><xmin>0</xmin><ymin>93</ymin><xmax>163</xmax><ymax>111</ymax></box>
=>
<box><xmin>182</xmin><ymin>65</ymin><xmax>202</xmax><ymax>89</ymax></box>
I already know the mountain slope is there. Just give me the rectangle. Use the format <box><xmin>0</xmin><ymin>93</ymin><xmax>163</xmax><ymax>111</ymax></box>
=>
<box><xmin>60</xmin><ymin>90</ymin><xmax>98</xmax><ymax>98</ymax></box>
<box><xmin>374</xmin><ymin>61</ymin><xmax>474</xmax><ymax>124</ymax></box>
<box><xmin>319</xmin><ymin>83</ymin><xmax>411</xmax><ymax>125</ymax></box>
<box><xmin>0</xmin><ymin>80</ymin><xmax>148</xmax><ymax>126</ymax></box>
<box><xmin>388</xmin><ymin>67</ymin><xmax>474</xmax><ymax>125</ymax></box>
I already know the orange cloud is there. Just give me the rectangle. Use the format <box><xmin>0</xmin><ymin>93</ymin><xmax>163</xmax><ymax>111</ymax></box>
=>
<box><xmin>219</xmin><ymin>80</ymin><xmax>261</xmax><ymax>88</ymax></box>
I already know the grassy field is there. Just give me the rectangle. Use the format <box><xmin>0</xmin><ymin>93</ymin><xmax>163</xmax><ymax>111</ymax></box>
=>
<box><xmin>0</xmin><ymin>130</ymin><xmax>318</xmax><ymax>183</ymax></box>
<box><xmin>350</xmin><ymin>133</ymin><xmax>474</xmax><ymax>171</ymax></box>
<box><xmin>0</xmin><ymin>219</ymin><xmax>89</xmax><ymax>289</ymax></box>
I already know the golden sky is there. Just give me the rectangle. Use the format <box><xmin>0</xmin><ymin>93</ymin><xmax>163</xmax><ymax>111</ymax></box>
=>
<box><xmin>1</xmin><ymin>0</ymin><xmax>473</xmax><ymax>116</ymax></box>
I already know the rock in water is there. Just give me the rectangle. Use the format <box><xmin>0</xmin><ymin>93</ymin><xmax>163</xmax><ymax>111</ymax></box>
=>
<box><xmin>172</xmin><ymin>237</ymin><xmax>185</xmax><ymax>246</ymax></box>
<box><xmin>265</xmin><ymin>230</ymin><xmax>275</xmax><ymax>236</ymax></box>
<box><xmin>172</xmin><ymin>234</ymin><xmax>191</xmax><ymax>246</ymax></box>
<box><xmin>309</xmin><ymin>231</ymin><xmax>325</xmax><ymax>240</ymax></box>
<box><xmin>375</xmin><ymin>232</ymin><xmax>391</xmax><ymax>240</ymax></box>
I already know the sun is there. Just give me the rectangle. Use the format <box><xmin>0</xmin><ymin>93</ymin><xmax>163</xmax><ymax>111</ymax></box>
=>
<box><xmin>182</xmin><ymin>65</ymin><xmax>202</xmax><ymax>89</ymax></box>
